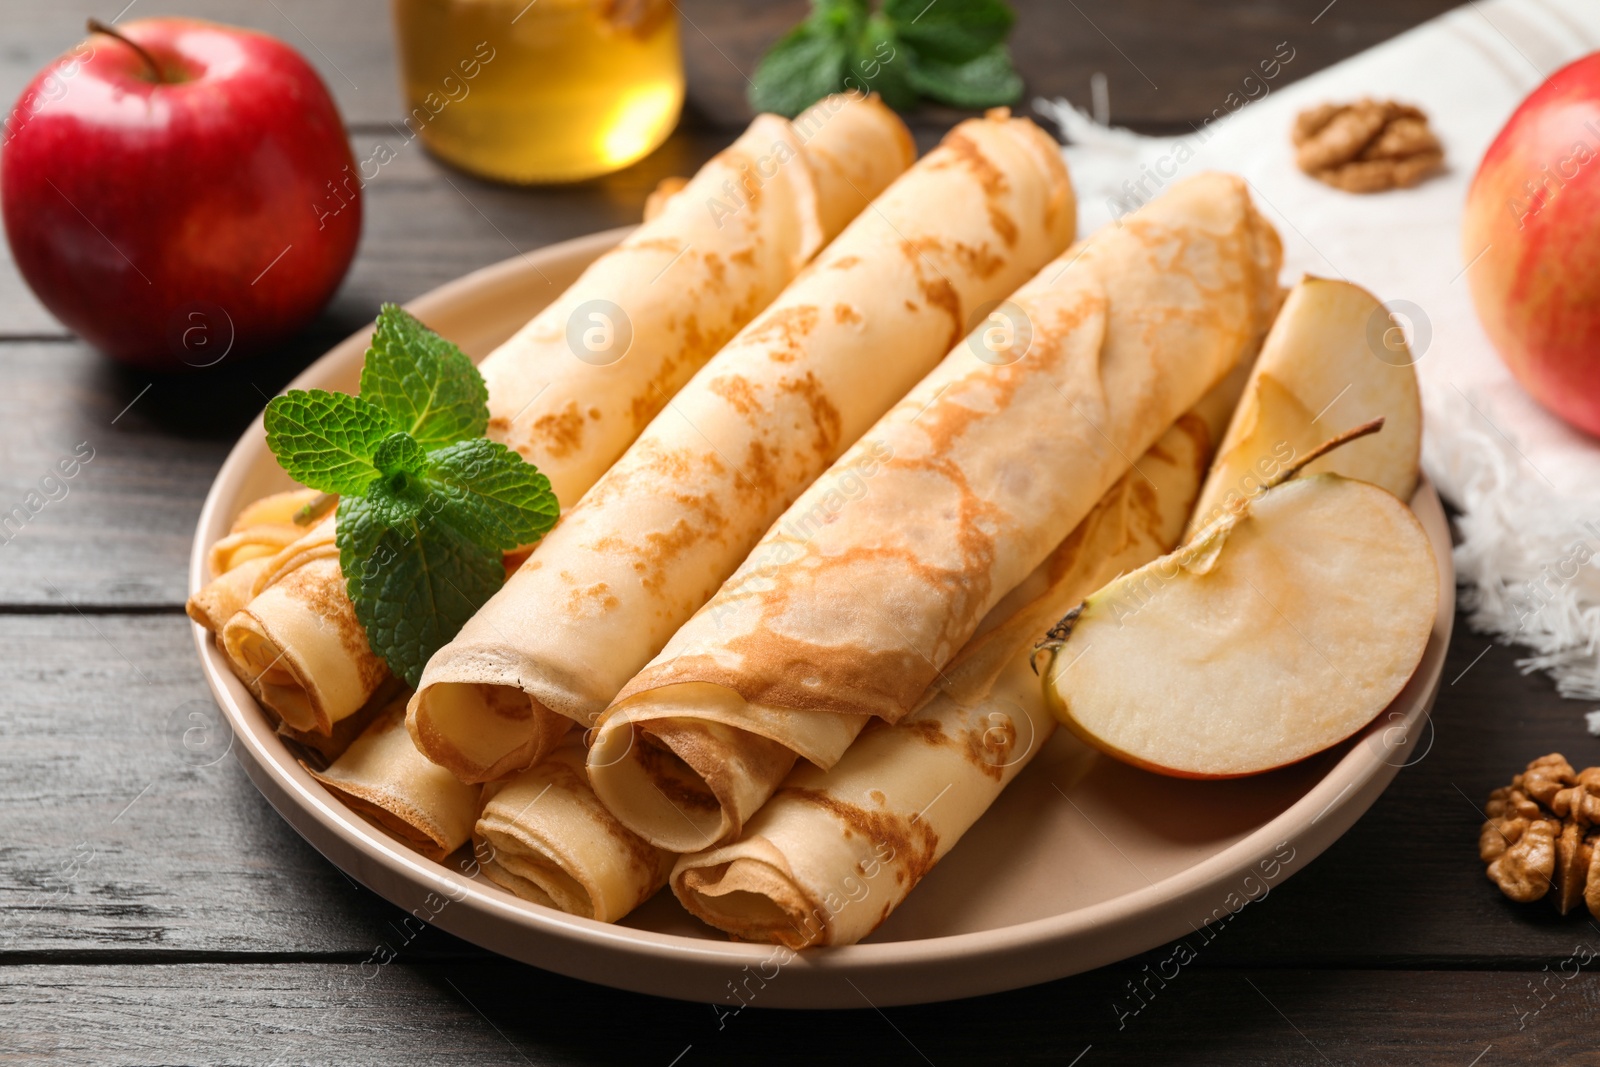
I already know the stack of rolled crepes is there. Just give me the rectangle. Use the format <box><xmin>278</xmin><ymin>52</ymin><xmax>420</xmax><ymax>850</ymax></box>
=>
<box><xmin>194</xmin><ymin>117</ymin><xmax>1294</xmax><ymax>945</ymax></box>
<box><xmin>188</xmin><ymin>93</ymin><xmax>913</xmax><ymax>860</ymax></box>
<box><xmin>670</xmin><ymin>374</ymin><xmax>1248</xmax><ymax>946</ymax></box>
<box><xmin>411</xmin><ymin>108</ymin><xmax>1076</xmax><ymax>783</ymax></box>
<box><xmin>191</xmin><ymin>92</ymin><xmax>914</xmax><ymax>740</ymax></box>
<box><xmin>590</xmin><ymin>172</ymin><xmax>1282</xmax><ymax>855</ymax></box>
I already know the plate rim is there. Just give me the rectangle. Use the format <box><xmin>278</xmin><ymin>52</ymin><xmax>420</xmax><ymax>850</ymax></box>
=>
<box><xmin>190</xmin><ymin>229</ymin><xmax>1457</xmax><ymax>1008</ymax></box>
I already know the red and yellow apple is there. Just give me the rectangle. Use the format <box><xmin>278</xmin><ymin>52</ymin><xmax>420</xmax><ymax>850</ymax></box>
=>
<box><xmin>1</xmin><ymin>18</ymin><xmax>361</xmax><ymax>369</ymax></box>
<box><xmin>1463</xmin><ymin>51</ymin><xmax>1600</xmax><ymax>437</ymax></box>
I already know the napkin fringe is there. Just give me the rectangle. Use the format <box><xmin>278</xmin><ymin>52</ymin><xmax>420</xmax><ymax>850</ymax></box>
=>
<box><xmin>1424</xmin><ymin>384</ymin><xmax>1600</xmax><ymax>701</ymax></box>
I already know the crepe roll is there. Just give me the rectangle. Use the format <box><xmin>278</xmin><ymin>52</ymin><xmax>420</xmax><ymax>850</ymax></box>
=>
<box><xmin>480</xmin><ymin>93</ymin><xmax>914</xmax><ymax>510</ymax></box>
<box><xmin>205</xmin><ymin>488</ymin><xmax>323</xmax><ymax>576</ymax></box>
<box><xmin>413</xmin><ymin>110</ymin><xmax>1077</xmax><ymax>784</ymax></box>
<box><xmin>221</xmin><ymin>517</ymin><xmax>388</xmax><ymax>735</ymax></box>
<box><xmin>671</xmin><ymin>407</ymin><xmax>1218</xmax><ymax>947</ymax></box>
<box><xmin>594</xmin><ymin>173</ymin><xmax>1283</xmax><ymax>852</ymax></box>
<box><xmin>306</xmin><ymin>696</ymin><xmax>482</xmax><ymax>861</ymax></box>
<box><xmin>475</xmin><ymin>736</ymin><xmax>674</xmax><ymax>922</ymax></box>
<box><xmin>186</xmin><ymin>556</ymin><xmax>272</xmax><ymax>633</ymax></box>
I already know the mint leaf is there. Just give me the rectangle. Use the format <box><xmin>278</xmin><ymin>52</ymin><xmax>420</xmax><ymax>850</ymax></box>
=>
<box><xmin>883</xmin><ymin>0</ymin><xmax>1013</xmax><ymax>63</ymax></box>
<box><xmin>336</xmin><ymin>499</ymin><xmax>504</xmax><ymax>689</ymax></box>
<box><xmin>847</xmin><ymin>15</ymin><xmax>916</xmax><ymax>110</ymax></box>
<box><xmin>264</xmin><ymin>389</ymin><xmax>395</xmax><ymax>495</ymax></box>
<box><xmin>427</xmin><ymin>438</ymin><xmax>560</xmax><ymax>552</ymax></box>
<box><xmin>264</xmin><ymin>297</ymin><xmax>561</xmax><ymax>693</ymax></box>
<box><xmin>351</xmin><ymin>470</ymin><xmax>428</xmax><ymax>529</ymax></box>
<box><xmin>372</xmin><ymin>431</ymin><xmax>429</xmax><ymax>478</ymax></box>
<box><xmin>359</xmin><ymin>304</ymin><xmax>488</xmax><ymax>450</ymax></box>
<box><xmin>904</xmin><ymin>42</ymin><xmax>1022</xmax><ymax>107</ymax></box>
<box><xmin>750</xmin><ymin>23</ymin><xmax>851</xmax><ymax>117</ymax></box>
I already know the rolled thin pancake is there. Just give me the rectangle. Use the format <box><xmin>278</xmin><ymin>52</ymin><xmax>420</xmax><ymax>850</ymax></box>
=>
<box><xmin>221</xmin><ymin>517</ymin><xmax>388</xmax><ymax>735</ymax></box>
<box><xmin>671</xmin><ymin>406</ymin><xmax>1219</xmax><ymax>947</ymax></box>
<box><xmin>480</xmin><ymin>92</ymin><xmax>913</xmax><ymax>509</ymax></box>
<box><xmin>306</xmin><ymin>695</ymin><xmax>482</xmax><ymax>860</ymax></box>
<box><xmin>204</xmin><ymin>488</ymin><xmax>322</xmax><ymax>576</ymax></box>
<box><xmin>594</xmin><ymin>173</ymin><xmax>1283</xmax><ymax>852</ymax></box>
<box><xmin>475</xmin><ymin>736</ymin><xmax>674</xmax><ymax>921</ymax></box>
<box><xmin>412</xmin><ymin>110</ymin><xmax>1077</xmax><ymax>784</ymax></box>
<box><xmin>208</xmin><ymin>98</ymin><xmax>911</xmax><ymax>740</ymax></box>
<box><xmin>187</xmin><ymin>556</ymin><xmax>272</xmax><ymax>634</ymax></box>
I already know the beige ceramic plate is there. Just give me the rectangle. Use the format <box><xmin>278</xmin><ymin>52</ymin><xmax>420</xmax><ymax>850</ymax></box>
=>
<box><xmin>191</xmin><ymin>228</ymin><xmax>1456</xmax><ymax>1009</ymax></box>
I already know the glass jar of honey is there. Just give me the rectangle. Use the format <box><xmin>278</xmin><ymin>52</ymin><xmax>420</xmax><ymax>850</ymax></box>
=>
<box><xmin>390</xmin><ymin>0</ymin><xmax>684</xmax><ymax>183</ymax></box>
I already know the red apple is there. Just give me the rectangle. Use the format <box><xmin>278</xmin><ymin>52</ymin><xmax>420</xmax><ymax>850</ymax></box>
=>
<box><xmin>1</xmin><ymin>18</ymin><xmax>361</xmax><ymax>369</ymax></box>
<box><xmin>1463</xmin><ymin>51</ymin><xmax>1600</xmax><ymax>437</ymax></box>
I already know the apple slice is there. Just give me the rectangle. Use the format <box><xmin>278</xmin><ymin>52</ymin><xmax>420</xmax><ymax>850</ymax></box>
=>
<box><xmin>1187</xmin><ymin>277</ymin><xmax>1422</xmax><ymax>537</ymax></box>
<box><xmin>1042</xmin><ymin>460</ymin><xmax>1437</xmax><ymax>779</ymax></box>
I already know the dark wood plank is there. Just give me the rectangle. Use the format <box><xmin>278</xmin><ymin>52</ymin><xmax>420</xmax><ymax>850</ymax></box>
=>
<box><xmin>1</xmin><ymin>963</ymin><xmax>1592</xmax><ymax>1064</ymax></box>
<box><xmin>4</xmin><ymin>612</ymin><xmax>1600</xmax><ymax>971</ymax></box>
<box><xmin>0</xmin><ymin>613</ymin><xmax>474</xmax><ymax>958</ymax></box>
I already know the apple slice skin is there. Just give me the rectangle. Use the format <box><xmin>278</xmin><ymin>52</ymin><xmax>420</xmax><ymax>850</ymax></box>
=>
<box><xmin>1045</xmin><ymin>474</ymin><xmax>1437</xmax><ymax>779</ymax></box>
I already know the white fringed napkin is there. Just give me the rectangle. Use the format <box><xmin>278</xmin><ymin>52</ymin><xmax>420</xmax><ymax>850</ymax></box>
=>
<box><xmin>1038</xmin><ymin>0</ymin><xmax>1600</xmax><ymax>707</ymax></box>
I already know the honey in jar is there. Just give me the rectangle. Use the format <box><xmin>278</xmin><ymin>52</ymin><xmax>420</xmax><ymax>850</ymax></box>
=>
<box><xmin>391</xmin><ymin>0</ymin><xmax>684</xmax><ymax>183</ymax></box>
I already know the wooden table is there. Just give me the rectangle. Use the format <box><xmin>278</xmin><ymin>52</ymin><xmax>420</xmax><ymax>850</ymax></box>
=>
<box><xmin>3</xmin><ymin>2</ymin><xmax>1595</xmax><ymax>1062</ymax></box>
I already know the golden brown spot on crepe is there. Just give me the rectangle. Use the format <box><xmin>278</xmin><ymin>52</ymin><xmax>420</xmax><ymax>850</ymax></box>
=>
<box><xmin>530</xmin><ymin>400</ymin><xmax>587</xmax><ymax>459</ymax></box>
<box><xmin>778</xmin><ymin>371</ymin><xmax>842</xmax><ymax>459</ymax></box>
<box><xmin>828</xmin><ymin>255</ymin><xmax>861</xmax><ymax>271</ymax></box>
<box><xmin>901</xmin><ymin>718</ymin><xmax>950</xmax><ymax>746</ymax></box>
<box><xmin>588</xmin><ymin>407</ymin><xmax>601</xmax><ymax>420</ymax></box>
<box><xmin>833</xmin><ymin>303</ymin><xmax>862</xmax><ymax>326</ymax></box>
<box><xmin>568</xmin><ymin>580</ymin><xmax>621</xmax><ymax>611</ymax></box>
<box><xmin>988</xmin><ymin>205</ymin><xmax>1019</xmax><ymax>247</ymax></box>
<box><xmin>964</xmin><ymin>713</ymin><xmax>1015</xmax><ymax>782</ymax></box>
<box><xmin>904</xmin><ymin>300</ymin><xmax>918</xmax><ymax>312</ymax></box>
<box><xmin>709</xmin><ymin>374</ymin><xmax>760</xmax><ymax>417</ymax></box>
<box><xmin>931</xmin><ymin>130</ymin><xmax>1009</xmax><ymax>200</ymax></box>
<box><xmin>730</xmin><ymin>246</ymin><xmax>756</xmax><ymax>268</ymax></box>
<box><xmin>703</xmin><ymin>251</ymin><xmax>726</xmax><ymax>289</ymax></box>
<box><xmin>594</xmin><ymin>512</ymin><xmax>707</xmax><ymax>596</ymax></box>
<box><xmin>741</xmin><ymin>438</ymin><xmax>779</xmax><ymax>499</ymax></box>
<box><xmin>868</xmin><ymin>789</ymin><xmax>887</xmax><ymax>806</ymax></box>
<box><xmin>782</xmin><ymin>786</ymin><xmax>939</xmax><ymax>890</ymax></box>
<box><xmin>747</xmin><ymin>304</ymin><xmax>819</xmax><ymax>364</ymax></box>
<box><xmin>487</xmin><ymin>414</ymin><xmax>510</xmax><ymax>435</ymax></box>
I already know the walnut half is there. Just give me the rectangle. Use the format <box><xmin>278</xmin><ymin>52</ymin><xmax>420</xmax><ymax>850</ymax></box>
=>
<box><xmin>1292</xmin><ymin>99</ymin><xmax>1444</xmax><ymax>193</ymax></box>
<box><xmin>1482</xmin><ymin>753</ymin><xmax>1600</xmax><ymax>917</ymax></box>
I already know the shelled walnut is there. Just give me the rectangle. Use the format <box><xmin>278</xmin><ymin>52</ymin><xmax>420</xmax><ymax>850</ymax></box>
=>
<box><xmin>1481</xmin><ymin>754</ymin><xmax>1600</xmax><ymax>917</ymax></box>
<box><xmin>1292</xmin><ymin>99</ymin><xmax>1444</xmax><ymax>193</ymax></box>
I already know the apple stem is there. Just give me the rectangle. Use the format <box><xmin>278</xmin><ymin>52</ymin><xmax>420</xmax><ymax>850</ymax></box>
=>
<box><xmin>1030</xmin><ymin>602</ymin><xmax>1084</xmax><ymax>674</ymax></box>
<box><xmin>86</xmin><ymin>18</ymin><xmax>166</xmax><ymax>83</ymax></box>
<box><xmin>1270</xmin><ymin>416</ymin><xmax>1386</xmax><ymax>489</ymax></box>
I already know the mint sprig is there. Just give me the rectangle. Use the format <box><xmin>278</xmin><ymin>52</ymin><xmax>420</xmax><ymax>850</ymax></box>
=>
<box><xmin>749</xmin><ymin>0</ymin><xmax>1020</xmax><ymax>117</ymax></box>
<box><xmin>263</xmin><ymin>304</ymin><xmax>558</xmax><ymax>689</ymax></box>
